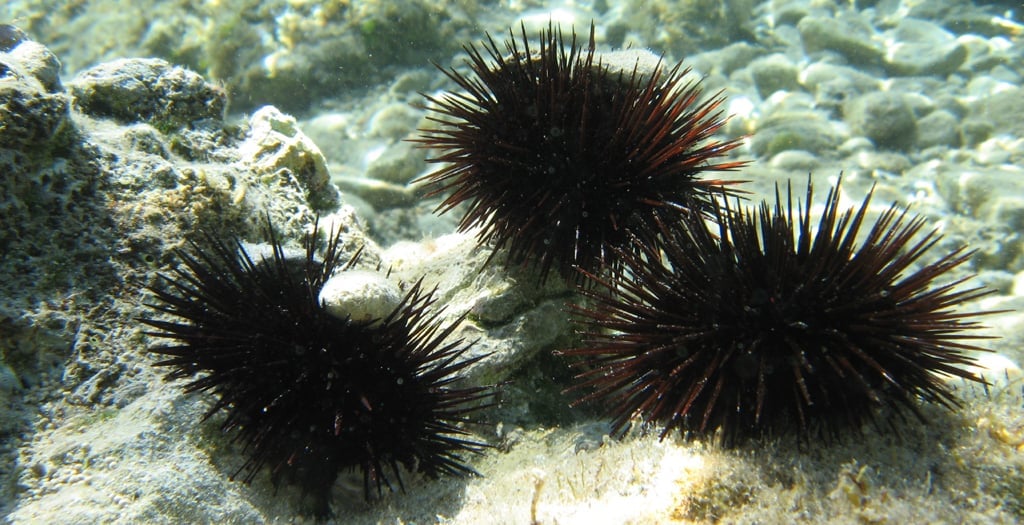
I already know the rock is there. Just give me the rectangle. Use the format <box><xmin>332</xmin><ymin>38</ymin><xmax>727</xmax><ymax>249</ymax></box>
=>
<box><xmin>69</xmin><ymin>58</ymin><xmax>225</xmax><ymax>132</ymax></box>
<box><xmin>0</xmin><ymin>38</ymin><xmax>397</xmax><ymax>525</ymax></box>
<box><xmin>769</xmin><ymin>1</ymin><xmax>810</xmax><ymax>27</ymax></box>
<box><xmin>751</xmin><ymin>111</ymin><xmax>842</xmax><ymax>158</ymax></box>
<box><xmin>797</xmin><ymin>15</ymin><xmax>884</xmax><ymax>66</ymax></box>
<box><xmin>515</xmin><ymin>6</ymin><xmax>590</xmax><ymax>34</ymax></box>
<box><xmin>967</xmin><ymin>86</ymin><xmax>1024</xmax><ymax>142</ymax></box>
<box><xmin>748</xmin><ymin>54</ymin><xmax>801</xmax><ymax>98</ymax></box>
<box><xmin>388</xmin><ymin>69</ymin><xmax>433</xmax><ymax>98</ymax></box>
<box><xmin>852</xmin><ymin>151</ymin><xmax>912</xmax><ymax>175</ymax></box>
<box><xmin>885</xmin><ymin>41</ymin><xmax>967</xmax><ymax>77</ymax></box>
<box><xmin>959</xmin><ymin>34</ymin><xmax>1013</xmax><ymax>74</ymax></box>
<box><xmin>0</xmin><ymin>24</ymin><xmax>26</xmax><ymax>52</ymax></box>
<box><xmin>799</xmin><ymin>62</ymin><xmax>881</xmax><ymax>112</ymax></box>
<box><xmin>932</xmin><ymin>164</ymin><xmax>1024</xmax><ymax>272</ymax></box>
<box><xmin>687</xmin><ymin>42</ymin><xmax>765</xmax><ymax>77</ymax></box>
<box><xmin>236</xmin><ymin>106</ymin><xmax>338</xmax><ymax>211</ymax></box>
<box><xmin>882</xmin><ymin>18</ymin><xmax>967</xmax><ymax>77</ymax></box>
<box><xmin>334</xmin><ymin>175</ymin><xmax>416</xmax><ymax>210</ymax></box>
<box><xmin>468</xmin><ymin>280</ymin><xmax>531</xmax><ymax>326</ymax></box>
<box><xmin>974</xmin><ymin>137</ymin><xmax>1022</xmax><ymax>166</ymax></box>
<box><xmin>935</xmin><ymin>166</ymin><xmax>1024</xmax><ymax>218</ymax></box>
<box><xmin>965</xmin><ymin>76</ymin><xmax>1017</xmax><ymax>100</ymax></box>
<box><xmin>972</xmin><ymin>270</ymin><xmax>1015</xmax><ymax>295</ymax></box>
<box><xmin>0</xmin><ymin>27</ymin><xmax>72</xmax><ymax>153</ymax></box>
<box><xmin>940</xmin><ymin>11</ymin><xmax>1024</xmax><ymax>38</ymax></box>
<box><xmin>7</xmin><ymin>38</ymin><xmax>63</xmax><ymax>93</ymax></box>
<box><xmin>916</xmin><ymin>110</ymin><xmax>961</xmax><ymax>149</ymax></box>
<box><xmin>301</xmin><ymin>111</ymin><xmax>362</xmax><ymax>166</ymax></box>
<box><xmin>961</xmin><ymin>119</ymin><xmax>994</xmax><ymax>147</ymax></box>
<box><xmin>890</xmin><ymin>84</ymin><xmax>939</xmax><ymax>116</ymax></box>
<box><xmin>799</xmin><ymin>63</ymin><xmax>881</xmax><ymax>95</ymax></box>
<box><xmin>931</xmin><ymin>177</ymin><xmax>1024</xmax><ymax>272</ymax></box>
<box><xmin>768</xmin><ymin>150</ymin><xmax>819</xmax><ymax>171</ymax></box>
<box><xmin>368</xmin><ymin>103</ymin><xmax>422</xmax><ymax>141</ymax></box>
<box><xmin>839</xmin><ymin>137</ymin><xmax>875</xmax><ymax>156</ymax></box>
<box><xmin>988</xmin><ymin>64</ymin><xmax>1022</xmax><ymax>85</ymax></box>
<box><xmin>932</xmin><ymin>94</ymin><xmax>967</xmax><ymax>119</ymax></box>
<box><xmin>383</xmin><ymin>231</ymin><xmax>572</xmax><ymax>386</ymax></box>
<box><xmin>364</xmin><ymin>141</ymin><xmax>425</xmax><ymax>185</ymax></box>
<box><xmin>986</xmin><ymin>196</ymin><xmax>1024</xmax><ymax>232</ymax></box>
<box><xmin>844</xmin><ymin>92</ymin><xmax>917</xmax><ymax>151</ymax></box>
<box><xmin>319</xmin><ymin>270</ymin><xmax>403</xmax><ymax>324</ymax></box>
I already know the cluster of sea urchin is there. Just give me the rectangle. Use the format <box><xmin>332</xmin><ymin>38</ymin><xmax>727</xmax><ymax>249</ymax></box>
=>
<box><xmin>141</xmin><ymin>220</ymin><xmax>491</xmax><ymax>517</ymax></box>
<box><xmin>559</xmin><ymin>178</ymin><xmax>994</xmax><ymax>442</ymax></box>
<box><xmin>414</xmin><ymin>22</ymin><xmax>995</xmax><ymax>443</ymax></box>
<box><xmin>414</xmin><ymin>22</ymin><xmax>746</xmax><ymax>283</ymax></box>
<box><xmin>142</xmin><ymin>20</ymin><xmax>1000</xmax><ymax>521</ymax></box>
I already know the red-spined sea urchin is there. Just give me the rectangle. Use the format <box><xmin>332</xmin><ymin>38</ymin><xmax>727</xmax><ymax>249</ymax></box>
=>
<box><xmin>414</xmin><ymin>23</ymin><xmax>746</xmax><ymax>283</ymax></box>
<box><xmin>560</xmin><ymin>178</ymin><xmax>995</xmax><ymax>442</ymax></box>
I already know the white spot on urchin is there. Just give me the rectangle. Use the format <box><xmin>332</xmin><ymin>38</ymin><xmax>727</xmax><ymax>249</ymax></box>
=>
<box><xmin>319</xmin><ymin>270</ymin><xmax>402</xmax><ymax>324</ymax></box>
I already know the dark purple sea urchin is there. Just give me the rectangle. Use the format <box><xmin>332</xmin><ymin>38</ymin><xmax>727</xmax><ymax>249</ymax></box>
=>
<box><xmin>141</xmin><ymin>221</ymin><xmax>491</xmax><ymax>517</ymax></box>
<box><xmin>414</xmin><ymin>23</ymin><xmax>746</xmax><ymax>283</ymax></box>
<box><xmin>560</xmin><ymin>178</ymin><xmax>995</xmax><ymax>442</ymax></box>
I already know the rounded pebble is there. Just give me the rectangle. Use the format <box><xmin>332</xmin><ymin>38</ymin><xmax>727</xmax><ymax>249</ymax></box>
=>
<box><xmin>844</xmin><ymin>92</ymin><xmax>917</xmax><ymax>151</ymax></box>
<box><xmin>319</xmin><ymin>270</ymin><xmax>402</xmax><ymax>324</ymax></box>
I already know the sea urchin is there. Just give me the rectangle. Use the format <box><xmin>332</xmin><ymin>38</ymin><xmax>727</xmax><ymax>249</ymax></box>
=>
<box><xmin>414</xmin><ymin>23</ymin><xmax>746</xmax><ymax>283</ymax></box>
<box><xmin>560</xmin><ymin>178</ymin><xmax>994</xmax><ymax>442</ymax></box>
<box><xmin>141</xmin><ymin>220</ymin><xmax>491</xmax><ymax>516</ymax></box>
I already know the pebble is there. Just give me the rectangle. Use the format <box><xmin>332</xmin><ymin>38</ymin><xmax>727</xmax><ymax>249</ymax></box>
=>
<box><xmin>986</xmin><ymin>196</ymin><xmax>1024</xmax><ymax>231</ymax></box>
<box><xmin>882</xmin><ymin>18</ymin><xmax>967</xmax><ymax>77</ymax></box>
<box><xmin>844</xmin><ymin>92</ymin><xmax>917</xmax><ymax>151</ymax></box>
<box><xmin>798</xmin><ymin>62</ymin><xmax>881</xmax><ymax>111</ymax></box>
<box><xmin>364</xmin><ymin>141</ymin><xmax>425</xmax><ymax>185</ymax></box>
<box><xmin>975</xmin><ymin>138</ymin><xmax>1016</xmax><ymax>165</ymax></box>
<box><xmin>915</xmin><ymin>110</ymin><xmax>962</xmax><ymax>149</ymax></box>
<box><xmin>797</xmin><ymin>15</ymin><xmax>883</xmax><ymax>65</ymax></box>
<box><xmin>839</xmin><ymin>137</ymin><xmax>875</xmax><ymax>156</ymax></box>
<box><xmin>318</xmin><ymin>270</ymin><xmax>402</xmax><ymax>324</ymax></box>
<box><xmin>689</xmin><ymin>42</ymin><xmax>764</xmax><ymax>77</ymax></box>
<box><xmin>748</xmin><ymin>53</ymin><xmax>800</xmax><ymax>99</ymax></box>
<box><xmin>967</xmin><ymin>86</ymin><xmax>1024</xmax><ymax>141</ymax></box>
<box><xmin>852</xmin><ymin>151</ymin><xmax>912</xmax><ymax>176</ymax></box>
<box><xmin>333</xmin><ymin>175</ymin><xmax>416</xmax><ymax>210</ymax></box>
<box><xmin>367</xmin><ymin>103</ymin><xmax>421</xmax><ymax>141</ymax></box>
<box><xmin>769</xmin><ymin>150</ymin><xmax>819</xmax><ymax>171</ymax></box>
<box><xmin>751</xmin><ymin>111</ymin><xmax>841</xmax><ymax>158</ymax></box>
<box><xmin>935</xmin><ymin>166</ymin><xmax>1024</xmax><ymax>218</ymax></box>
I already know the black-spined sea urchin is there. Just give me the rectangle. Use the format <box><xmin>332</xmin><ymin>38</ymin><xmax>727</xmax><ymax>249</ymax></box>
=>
<box><xmin>414</xmin><ymin>23</ymin><xmax>746</xmax><ymax>283</ymax></box>
<box><xmin>560</xmin><ymin>178</ymin><xmax>995</xmax><ymax>442</ymax></box>
<box><xmin>141</xmin><ymin>220</ymin><xmax>491</xmax><ymax>517</ymax></box>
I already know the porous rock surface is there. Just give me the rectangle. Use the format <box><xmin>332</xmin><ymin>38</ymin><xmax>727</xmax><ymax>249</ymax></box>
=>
<box><xmin>0</xmin><ymin>27</ymin><xmax>568</xmax><ymax>524</ymax></box>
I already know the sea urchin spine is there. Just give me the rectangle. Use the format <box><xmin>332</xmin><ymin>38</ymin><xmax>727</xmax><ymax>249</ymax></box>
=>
<box><xmin>415</xmin><ymin>22</ymin><xmax>746</xmax><ymax>283</ymax></box>
<box><xmin>560</xmin><ymin>178</ymin><xmax>995</xmax><ymax>442</ymax></box>
<box><xmin>141</xmin><ymin>220</ymin><xmax>491</xmax><ymax>516</ymax></box>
